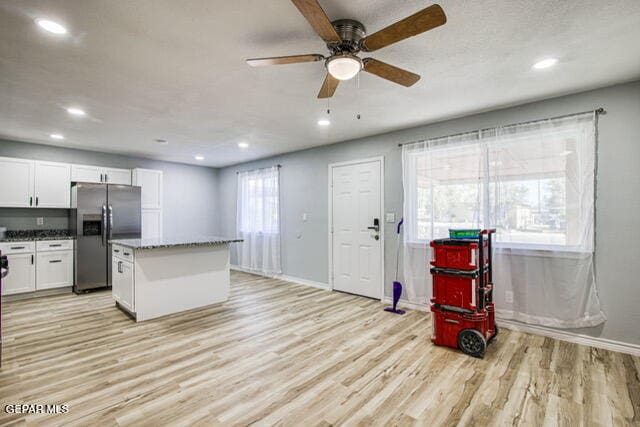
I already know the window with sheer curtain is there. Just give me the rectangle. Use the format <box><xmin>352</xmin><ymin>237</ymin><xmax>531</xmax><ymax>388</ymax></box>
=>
<box><xmin>236</xmin><ymin>166</ymin><xmax>281</xmax><ymax>274</ymax></box>
<box><xmin>402</xmin><ymin>112</ymin><xmax>605</xmax><ymax>328</ymax></box>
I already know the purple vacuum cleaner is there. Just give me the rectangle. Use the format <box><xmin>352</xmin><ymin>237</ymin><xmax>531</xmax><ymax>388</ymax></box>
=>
<box><xmin>384</xmin><ymin>218</ymin><xmax>406</xmax><ymax>315</ymax></box>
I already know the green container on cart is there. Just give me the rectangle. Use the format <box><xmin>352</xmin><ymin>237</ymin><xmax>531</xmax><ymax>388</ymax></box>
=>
<box><xmin>448</xmin><ymin>229</ymin><xmax>481</xmax><ymax>239</ymax></box>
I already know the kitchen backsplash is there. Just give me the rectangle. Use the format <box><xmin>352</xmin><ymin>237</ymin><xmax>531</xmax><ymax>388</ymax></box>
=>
<box><xmin>0</xmin><ymin>208</ymin><xmax>70</xmax><ymax>231</ymax></box>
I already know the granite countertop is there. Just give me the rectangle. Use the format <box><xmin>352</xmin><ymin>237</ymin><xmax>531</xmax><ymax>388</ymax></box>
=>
<box><xmin>109</xmin><ymin>236</ymin><xmax>243</xmax><ymax>250</ymax></box>
<box><xmin>0</xmin><ymin>229</ymin><xmax>75</xmax><ymax>243</ymax></box>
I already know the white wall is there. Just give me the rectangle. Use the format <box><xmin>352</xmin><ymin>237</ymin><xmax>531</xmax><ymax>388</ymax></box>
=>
<box><xmin>217</xmin><ymin>80</ymin><xmax>640</xmax><ymax>346</ymax></box>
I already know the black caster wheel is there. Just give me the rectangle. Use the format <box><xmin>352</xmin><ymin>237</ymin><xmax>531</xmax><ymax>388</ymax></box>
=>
<box><xmin>488</xmin><ymin>324</ymin><xmax>499</xmax><ymax>344</ymax></box>
<box><xmin>458</xmin><ymin>329</ymin><xmax>487</xmax><ymax>358</ymax></box>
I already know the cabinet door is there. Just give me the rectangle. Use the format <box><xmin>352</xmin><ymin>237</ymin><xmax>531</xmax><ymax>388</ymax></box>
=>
<box><xmin>36</xmin><ymin>250</ymin><xmax>73</xmax><ymax>290</ymax></box>
<box><xmin>112</xmin><ymin>258</ymin><xmax>134</xmax><ymax>311</ymax></box>
<box><xmin>132</xmin><ymin>169</ymin><xmax>162</xmax><ymax>209</ymax></box>
<box><xmin>0</xmin><ymin>157</ymin><xmax>34</xmax><ymax>207</ymax></box>
<box><xmin>141</xmin><ymin>209</ymin><xmax>162</xmax><ymax>238</ymax></box>
<box><xmin>2</xmin><ymin>253</ymin><xmax>36</xmax><ymax>294</ymax></box>
<box><xmin>71</xmin><ymin>165</ymin><xmax>104</xmax><ymax>184</ymax></box>
<box><xmin>104</xmin><ymin>168</ymin><xmax>131</xmax><ymax>185</ymax></box>
<box><xmin>34</xmin><ymin>161</ymin><xmax>71</xmax><ymax>208</ymax></box>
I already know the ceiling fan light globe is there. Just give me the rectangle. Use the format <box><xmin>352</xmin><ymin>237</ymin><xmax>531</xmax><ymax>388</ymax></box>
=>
<box><xmin>327</xmin><ymin>56</ymin><xmax>362</xmax><ymax>81</ymax></box>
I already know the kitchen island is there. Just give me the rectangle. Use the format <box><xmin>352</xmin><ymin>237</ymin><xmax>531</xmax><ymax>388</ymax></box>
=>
<box><xmin>108</xmin><ymin>236</ymin><xmax>242</xmax><ymax>321</ymax></box>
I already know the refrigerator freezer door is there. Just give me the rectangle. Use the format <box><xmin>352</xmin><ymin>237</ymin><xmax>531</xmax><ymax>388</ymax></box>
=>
<box><xmin>73</xmin><ymin>183</ymin><xmax>108</xmax><ymax>291</ymax></box>
<box><xmin>107</xmin><ymin>185</ymin><xmax>141</xmax><ymax>286</ymax></box>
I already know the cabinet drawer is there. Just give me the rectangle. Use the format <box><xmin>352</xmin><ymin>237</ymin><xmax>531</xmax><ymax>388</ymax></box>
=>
<box><xmin>112</xmin><ymin>244</ymin><xmax>134</xmax><ymax>262</ymax></box>
<box><xmin>37</xmin><ymin>239</ymin><xmax>74</xmax><ymax>252</ymax></box>
<box><xmin>0</xmin><ymin>241</ymin><xmax>36</xmax><ymax>254</ymax></box>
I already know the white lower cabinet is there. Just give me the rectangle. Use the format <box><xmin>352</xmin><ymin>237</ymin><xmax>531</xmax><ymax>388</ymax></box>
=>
<box><xmin>112</xmin><ymin>257</ymin><xmax>134</xmax><ymax>312</ymax></box>
<box><xmin>2</xmin><ymin>253</ymin><xmax>36</xmax><ymax>295</ymax></box>
<box><xmin>36</xmin><ymin>250</ymin><xmax>73</xmax><ymax>290</ymax></box>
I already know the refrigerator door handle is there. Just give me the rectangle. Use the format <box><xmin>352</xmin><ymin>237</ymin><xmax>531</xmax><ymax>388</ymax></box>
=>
<box><xmin>108</xmin><ymin>204</ymin><xmax>114</xmax><ymax>240</ymax></box>
<box><xmin>102</xmin><ymin>204</ymin><xmax>107</xmax><ymax>246</ymax></box>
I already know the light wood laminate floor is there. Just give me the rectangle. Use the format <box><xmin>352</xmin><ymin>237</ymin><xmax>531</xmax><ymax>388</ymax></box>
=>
<box><xmin>1</xmin><ymin>271</ymin><xmax>638</xmax><ymax>426</ymax></box>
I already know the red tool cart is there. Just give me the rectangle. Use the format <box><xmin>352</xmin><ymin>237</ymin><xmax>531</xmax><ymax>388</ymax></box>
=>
<box><xmin>429</xmin><ymin>229</ymin><xmax>497</xmax><ymax>358</ymax></box>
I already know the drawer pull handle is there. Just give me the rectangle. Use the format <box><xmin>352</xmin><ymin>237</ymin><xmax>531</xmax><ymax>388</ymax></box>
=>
<box><xmin>444</xmin><ymin>319</ymin><xmax>460</xmax><ymax>324</ymax></box>
<box><xmin>49</xmin><ymin>244</ymin><xmax>62</xmax><ymax>247</ymax></box>
<box><xmin>49</xmin><ymin>259</ymin><xmax>62</xmax><ymax>263</ymax></box>
<box><xmin>10</xmin><ymin>246</ymin><xmax>25</xmax><ymax>250</ymax></box>
<box><xmin>114</xmin><ymin>249</ymin><xmax>120</xmax><ymax>253</ymax></box>
<box><xmin>123</xmin><ymin>252</ymin><xmax>130</xmax><ymax>256</ymax></box>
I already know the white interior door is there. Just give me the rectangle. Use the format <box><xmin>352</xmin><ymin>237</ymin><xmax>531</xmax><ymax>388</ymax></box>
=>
<box><xmin>331</xmin><ymin>159</ymin><xmax>382</xmax><ymax>299</ymax></box>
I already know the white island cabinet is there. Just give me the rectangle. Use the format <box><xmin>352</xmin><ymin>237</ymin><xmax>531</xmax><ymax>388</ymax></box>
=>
<box><xmin>109</xmin><ymin>236</ymin><xmax>241</xmax><ymax>321</ymax></box>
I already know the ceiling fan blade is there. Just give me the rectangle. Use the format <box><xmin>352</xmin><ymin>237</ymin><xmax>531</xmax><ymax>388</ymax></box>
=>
<box><xmin>360</xmin><ymin>4</ymin><xmax>446</xmax><ymax>52</ymax></box>
<box><xmin>246</xmin><ymin>54</ymin><xmax>324</xmax><ymax>67</ymax></box>
<box><xmin>362</xmin><ymin>58</ymin><xmax>420</xmax><ymax>87</ymax></box>
<box><xmin>291</xmin><ymin>0</ymin><xmax>341</xmax><ymax>43</ymax></box>
<box><xmin>318</xmin><ymin>73</ymin><xmax>339</xmax><ymax>98</ymax></box>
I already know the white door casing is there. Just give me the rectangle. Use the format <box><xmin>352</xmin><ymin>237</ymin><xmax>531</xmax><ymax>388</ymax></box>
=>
<box><xmin>329</xmin><ymin>157</ymin><xmax>384</xmax><ymax>300</ymax></box>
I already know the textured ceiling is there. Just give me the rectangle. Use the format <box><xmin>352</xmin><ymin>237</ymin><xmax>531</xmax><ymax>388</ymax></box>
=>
<box><xmin>1</xmin><ymin>0</ymin><xmax>639</xmax><ymax>167</ymax></box>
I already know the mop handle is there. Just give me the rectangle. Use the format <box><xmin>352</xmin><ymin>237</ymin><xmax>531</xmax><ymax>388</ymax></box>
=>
<box><xmin>395</xmin><ymin>218</ymin><xmax>403</xmax><ymax>281</ymax></box>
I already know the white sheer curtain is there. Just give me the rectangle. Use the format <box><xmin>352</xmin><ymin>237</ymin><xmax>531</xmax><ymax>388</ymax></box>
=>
<box><xmin>402</xmin><ymin>112</ymin><xmax>606</xmax><ymax>328</ymax></box>
<box><xmin>236</xmin><ymin>166</ymin><xmax>281</xmax><ymax>275</ymax></box>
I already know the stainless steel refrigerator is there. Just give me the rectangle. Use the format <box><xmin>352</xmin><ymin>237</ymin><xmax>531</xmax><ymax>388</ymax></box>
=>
<box><xmin>71</xmin><ymin>183</ymin><xmax>141</xmax><ymax>293</ymax></box>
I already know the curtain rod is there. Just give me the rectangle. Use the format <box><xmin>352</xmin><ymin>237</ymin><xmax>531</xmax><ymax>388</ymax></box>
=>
<box><xmin>236</xmin><ymin>164</ymin><xmax>281</xmax><ymax>174</ymax></box>
<box><xmin>397</xmin><ymin>107</ymin><xmax>605</xmax><ymax>147</ymax></box>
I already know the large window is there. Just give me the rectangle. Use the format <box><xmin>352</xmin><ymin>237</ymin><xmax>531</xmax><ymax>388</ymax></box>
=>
<box><xmin>404</xmin><ymin>113</ymin><xmax>595</xmax><ymax>251</ymax></box>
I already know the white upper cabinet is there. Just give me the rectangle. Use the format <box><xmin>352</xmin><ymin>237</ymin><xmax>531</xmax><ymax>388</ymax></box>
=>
<box><xmin>71</xmin><ymin>164</ymin><xmax>103</xmax><ymax>184</ymax></box>
<box><xmin>34</xmin><ymin>161</ymin><xmax>71</xmax><ymax>208</ymax></box>
<box><xmin>0</xmin><ymin>157</ymin><xmax>35</xmax><ymax>207</ymax></box>
<box><xmin>132</xmin><ymin>168</ymin><xmax>163</xmax><ymax>209</ymax></box>
<box><xmin>71</xmin><ymin>165</ymin><xmax>131</xmax><ymax>185</ymax></box>
<box><xmin>104</xmin><ymin>168</ymin><xmax>131</xmax><ymax>185</ymax></box>
<box><xmin>141</xmin><ymin>209</ymin><xmax>162</xmax><ymax>238</ymax></box>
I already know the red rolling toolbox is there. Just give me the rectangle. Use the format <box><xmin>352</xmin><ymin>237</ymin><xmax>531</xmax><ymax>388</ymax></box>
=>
<box><xmin>430</xmin><ymin>229</ymin><xmax>497</xmax><ymax>358</ymax></box>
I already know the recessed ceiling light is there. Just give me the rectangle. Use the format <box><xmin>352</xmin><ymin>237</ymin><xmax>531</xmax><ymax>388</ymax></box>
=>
<box><xmin>238</xmin><ymin>142</ymin><xmax>249</xmax><ymax>148</ymax></box>
<box><xmin>532</xmin><ymin>58</ymin><xmax>558</xmax><ymax>70</ymax></box>
<box><xmin>155</xmin><ymin>139</ymin><xmax>168</xmax><ymax>145</ymax></box>
<box><xmin>36</xmin><ymin>19</ymin><xmax>68</xmax><ymax>35</ymax></box>
<box><xmin>195</xmin><ymin>155</ymin><xmax>204</xmax><ymax>161</ymax></box>
<box><xmin>66</xmin><ymin>107</ymin><xmax>86</xmax><ymax>117</ymax></box>
<box><xmin>50</xmin><ymin>133</ymin><xmax>64</xmax><ymax>140</ymax></box>
<box><xmin>317</xmin><ymin>119</ymin><xmax>330</xmax><ymax>126</ymax></box>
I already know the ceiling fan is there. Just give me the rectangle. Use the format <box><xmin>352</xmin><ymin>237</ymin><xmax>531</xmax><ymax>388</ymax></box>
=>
<box><xmin>246</xmin><ymin>0</ymin><xmax>447</xmax><ymax>98</ymax></box>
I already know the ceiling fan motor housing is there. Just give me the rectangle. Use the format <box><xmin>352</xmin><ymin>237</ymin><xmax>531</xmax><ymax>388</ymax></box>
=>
<box><xmin>329</xmin><ymin>19</ymin><xmax>366</xmax><ymax>55</ymax></box>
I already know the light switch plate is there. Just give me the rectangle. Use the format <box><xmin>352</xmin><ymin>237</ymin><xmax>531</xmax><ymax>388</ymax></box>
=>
<box><xmin>505</xmin><ymin>291</ymin><xmax>514</xmax><ymax>304</ymax></box>
<box><xmin>302</xmin><ymin>213</ymin><xmax>308</xmax><ymax>222</ymax></box>
<box><xmin>36</xmin><ymin>217</ymin><xmax>44</xmax><ymax>226</ymax></box>
<box><xmin>385</xmin><ymin>213</ymin><xmax>395</xmax><ymax>223</ymax></box>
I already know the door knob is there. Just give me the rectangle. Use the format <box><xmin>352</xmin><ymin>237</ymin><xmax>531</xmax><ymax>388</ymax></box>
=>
<box><xmin>367</xmin><ymin>218</ymin><xmax>380</xmax><ymax>232</ymax></box>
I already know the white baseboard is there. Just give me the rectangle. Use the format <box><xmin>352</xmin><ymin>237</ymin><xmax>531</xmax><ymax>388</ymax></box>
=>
<box><xmin>230</xmin><ymin>265</ymin><xmax>330</xmax><ymax>290</ymax></box>
<box><xmin>497</xmin><ymin>319</ymin><xmax>640</xmax><ymax>357</ymax></box>
<box><xmin>232</xmin><ymin>266</ymin><xmax>639</xmax><ymax>357</ymax></box>
<box><xmin>382</xmin><ymin>297</ymin><xmax>639</xmax><ymax>356</ymax></box>
<box><xmin>381</xmin><ymin>297</ymin><xmax>430</xmax><ymax>312</ymax></box>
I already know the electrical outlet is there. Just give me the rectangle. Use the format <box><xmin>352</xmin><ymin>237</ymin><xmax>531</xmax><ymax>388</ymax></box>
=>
<box><xmin>36</xmin><ymin>217</ymin><xmax>44</xmax><ymax>226</ymax></box>
<box><xmin>505</xmin><ymin>291</ymin><xmax>514</xmax><ymax>304</ymax></box>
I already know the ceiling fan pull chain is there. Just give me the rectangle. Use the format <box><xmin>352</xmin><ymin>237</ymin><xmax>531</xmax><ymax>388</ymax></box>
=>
<box><xmin>356</xmin><ymin>72</ymin><xmax>361</xmax><ymax>120</ymax></box>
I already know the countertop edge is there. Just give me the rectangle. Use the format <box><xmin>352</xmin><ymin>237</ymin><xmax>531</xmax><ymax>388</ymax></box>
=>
<box><xmin>109</xmin><ymin>239</ymin><xmax>243</xmax><ymax>250</ymax></box>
